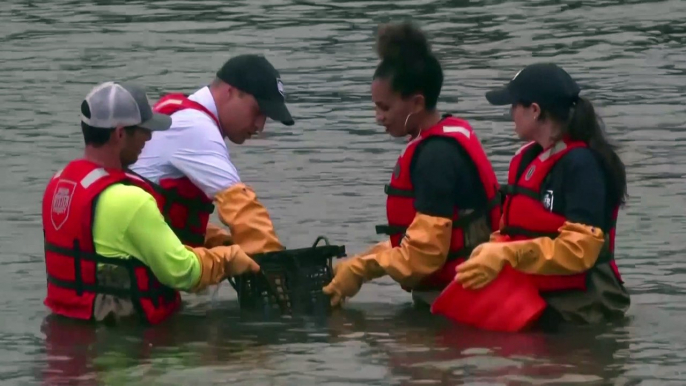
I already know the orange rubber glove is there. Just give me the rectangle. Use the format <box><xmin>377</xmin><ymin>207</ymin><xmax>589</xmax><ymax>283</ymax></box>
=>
<box><xmin>214</xmin><ymin>183</ymin><xmax>284</xmax><ymax>255</ymax></box>
<box><xmin>455</xmin><ymin>222</ymin><xmax>605</xmax><ymax>290</ymax></box>
<box><xmin>188</xmin><ymin>245</ymin><xmax>260</xmax><ymax>293</ymax></box>
<box><xmin>356</xmin><ymin>240</ymin><xmax>393</xmax><ymax>258</ymax></box>
<box><xmin>323</xmin><ymin>213</ymin><xmax>452</xmax><ymax>307</ymax></box>
<box><xmin>204</xmin><ymin>222</ymin><xmax>234</xmax><ymax>248</ymax></box>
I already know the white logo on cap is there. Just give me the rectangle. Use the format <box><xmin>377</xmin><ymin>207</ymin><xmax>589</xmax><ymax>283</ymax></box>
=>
<box><xmin>276</xmin><ymin>78</ymin><xmax>285</xmax><ymax>98</ymax></box>
<box><xmin>512</xmin><ymin>69</ymin><xmax>522</xmax><ymax>80</ymax></box>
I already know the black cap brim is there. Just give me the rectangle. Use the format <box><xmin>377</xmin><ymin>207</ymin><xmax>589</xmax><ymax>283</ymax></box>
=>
<box><xmin>257</xmin><ymin>99</ymin><xmax>294</xmax><ymax>126</ymax></box>
<box><xmin>139</xmin><ymin>113</ymin><xmax>172</xmax><ymax>131</ymax></box>
<box><xmin>485</xmin><ymin>86</ymin><xmax>517</xmax><ymax>106</ymax></box>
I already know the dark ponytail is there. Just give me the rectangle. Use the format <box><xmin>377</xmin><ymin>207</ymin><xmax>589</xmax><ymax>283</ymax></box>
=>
<box><xmin>373</xmin><ymin>21</ymin><xmax>443</xmax><ymax>109</ymax></box>
<box><xmin>564</xmin><ymin>97</ymin><xmax>628</xmax><ymax>206</ymax></box>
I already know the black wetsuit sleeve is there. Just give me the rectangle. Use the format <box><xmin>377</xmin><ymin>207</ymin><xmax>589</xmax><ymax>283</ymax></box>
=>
<box><xmin>410</xmin><ymin>137</ymin><xmax>485</xmax><ymax>219</ymax></box>
<box><xmin>559</xmin><ymin>148</ymin><xmax>607</xmax><ymax>229</ymax></box>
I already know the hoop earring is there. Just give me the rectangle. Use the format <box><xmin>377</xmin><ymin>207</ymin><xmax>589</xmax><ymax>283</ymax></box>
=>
<box><xmin>404</xmin><ymin>112</ymin><xmax>414</xmax><ymax>131</ymax></box>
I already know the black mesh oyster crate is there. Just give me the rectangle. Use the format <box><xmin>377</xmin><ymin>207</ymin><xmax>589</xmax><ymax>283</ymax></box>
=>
<box><xmin>227</xmin><ymin>236</ymin><xmax>346</xmax><ymax>315</ymax></box>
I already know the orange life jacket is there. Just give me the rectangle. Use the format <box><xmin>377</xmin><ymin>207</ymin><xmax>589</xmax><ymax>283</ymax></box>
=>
<box><xmin>42</xmin><ymin>159</ymin><xmax>181</xmax><ymax>324</ymax></box>
<box><xmin>141</xmin><ymin>94</ymin><xmax>220</xmax><ymax>247</ymax></box>
<box><xmin>500</xmin><ymin>139</ymin><xmax>623</xmax><ymax>291</ymax></box>
<box><xmin>376</xmin><ymin>116</ymin><xmax>502</xmax><ymax>290</ymax></box>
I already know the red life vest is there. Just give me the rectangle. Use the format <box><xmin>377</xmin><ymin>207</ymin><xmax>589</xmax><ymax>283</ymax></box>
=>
<box><xmin>500</xmin><ymin>139</ymin><xmax>624</xmax><ymax>292</ymax></box>
<box><xmin>140</xmin><ymin>93</ymin><xmax>220</xmax><ymax>247</ymax></box>
<box><xmin>41</xmin><ymin>159</ymin><xmax>181</xmax><ymax>325</ymax></box>
<box><xmin>376</xmin><ymin>116</ymin><xmax>502</xmax><ymax>290</ymax></box>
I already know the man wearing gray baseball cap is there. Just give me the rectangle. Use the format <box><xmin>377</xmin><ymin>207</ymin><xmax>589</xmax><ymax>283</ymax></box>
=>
<box><xmin>40</xmin><ymin>81</ymin><xmax>259</xmax><ymax>325</ymax></box>
<box><xmin>78</xmin><ymin>81</ymin><xmax>172</xmax><ymax>168</ymax></box>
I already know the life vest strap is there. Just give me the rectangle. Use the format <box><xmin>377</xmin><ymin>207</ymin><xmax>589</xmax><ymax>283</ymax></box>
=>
<box><xmin>500</xmin><ymin>184</ymin><xmax>539</xmax><ymax>201</ymax></box>
<box><xmin>375</xmin><ymin>193</ymin><xmax>501</xmax><ymax>236</ymax></box>
<box><xmin>45</xmin><ymin>240</ymin><xmax>144</xmax><ymax>267</ymax></box>
<box><xmin>500</xmin><ymin>226</ymin><xmax>560</xmax><ymax>240</ymax></box>
<box><xmin>384</xmin><ymin>184</ymin><xmax>414</xmax><ymax>198</ymax></box>
<box><xmin>383</xmin><ymin>184</ymin><xmax>414</xmax><ymax>198</ymax></box>
<box><xmin>46</xmin><ymin>275</ymin><xmax>151</xmax><ymax>299</ymax></box>
<box><xmin>44</xmin><ymin>240</ymin><xmax>176</xmax><ymax>305</ymax></box>
<box><xmin>375</xmin><ymin>224</ymin><xmax>407</xmax><ymax>235</ymax></box>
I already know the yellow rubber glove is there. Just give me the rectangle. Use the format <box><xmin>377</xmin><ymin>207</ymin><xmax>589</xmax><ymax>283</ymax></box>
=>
<box><xmin>321</xmin><ymin>255</ymin><xmax>382</xmax><ymax>307</ymax></box>
<box><xmin>214</xmin><ymin>183</ymin><xmax>284</xmax><ymax>255</ymax></box>
<box><xmin>356</xmin><ymin>240</ymin><xmax>393</xmax><ymax>258</ymax></box>
<box><xmin>455</xmin><ymin>221</ymin><xmax>605</xmax><ymax>290</ymax></box>
<box><xmin>322</xmin><ymin>213</ymin><xmax>452</xmax><ymax>307</ymax></box>
<box><xmin>188</xmin><ymin>245</ymin><xmax>260</xmax><ymax>293</ymax></box>
<box><xmin>317</xmin><ymin>240</ymin><xmax>392</xmax><ymax>307</ymax></box>
<box><xmin>204</xmin><ymin>222</ymin><xmax>234</xmax><ymax>248</ymax></box>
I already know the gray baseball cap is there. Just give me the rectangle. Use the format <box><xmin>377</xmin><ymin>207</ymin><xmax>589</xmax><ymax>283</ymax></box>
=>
<box><xmin>80</xmin><ymin>81</ymin><xmax>171</xmax><ymax>131</ymax></box>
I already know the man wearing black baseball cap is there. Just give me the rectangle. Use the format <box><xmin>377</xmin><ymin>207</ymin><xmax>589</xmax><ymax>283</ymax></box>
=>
<box><xmin>454</xmin><ymin>63</ymin><xmax>631</xmax><ymax>326</ymax></box>
<box><xmin>130</xmin><ymin>54</ymin><xmax>292</xmax><ymax>260</ymax></box>
<box><xmin>215</xmin><ymin>54</ymin><xmax>294</xmax><ymax>129</ymax></box>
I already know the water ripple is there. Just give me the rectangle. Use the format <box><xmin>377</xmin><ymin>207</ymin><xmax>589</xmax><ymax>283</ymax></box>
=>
<box><xmin>1</xmin><ymin>0</ymin><xmax>686</xmax><ymax>384</ymax></box>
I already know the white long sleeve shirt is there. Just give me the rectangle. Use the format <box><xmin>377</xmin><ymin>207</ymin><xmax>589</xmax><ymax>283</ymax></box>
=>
<box><xmin>130</xmin><ymin>86</ymin><xmax>241</xmax><ymax>199</ymax></box>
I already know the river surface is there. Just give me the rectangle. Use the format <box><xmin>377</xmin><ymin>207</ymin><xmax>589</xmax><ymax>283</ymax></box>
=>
<box><xmin>2</xmin><ymin>0</ymin><xmax>686</xmax><ymax>385</ymax></box>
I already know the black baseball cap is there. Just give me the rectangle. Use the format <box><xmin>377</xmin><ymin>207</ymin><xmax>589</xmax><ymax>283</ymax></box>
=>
<box><xmin>216</xmin><ymin>54</ymin><xmax>294</xmax><ymax>126</ymax></box>
<box><xmin>485</xmin><ymin>63</ymin><xmax>580</xmax><ymax>109</ymax></box>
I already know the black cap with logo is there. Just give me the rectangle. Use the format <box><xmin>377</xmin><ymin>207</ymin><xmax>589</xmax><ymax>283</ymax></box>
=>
<box><xmin>485</xmin><ymin>63</ymin><xmax>580</xmax><ymax>109</ymax></box>
<box><xmin>216</xmin><ymin>54</ymin><xmax>294</xmax><ymax>126</ymax></box>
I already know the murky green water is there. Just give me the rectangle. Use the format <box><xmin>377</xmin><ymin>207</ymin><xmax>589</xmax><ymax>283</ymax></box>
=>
<box><xmin>2</xmin><ymin>0</ymin><xmax>686</xmax><ymax>384</ymax></box>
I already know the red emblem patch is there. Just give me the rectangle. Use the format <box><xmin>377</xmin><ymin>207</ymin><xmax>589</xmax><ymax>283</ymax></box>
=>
<box><xmin>51</xmin><ymin>179</ymin><xmax>76</xmax><ymax>230</ymax></box>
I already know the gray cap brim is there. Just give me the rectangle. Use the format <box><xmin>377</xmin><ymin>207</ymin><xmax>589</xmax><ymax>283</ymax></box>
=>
<box><xmin>139</xmin><ymin>112</ymin><xmax>172</xmax><ymax>131</ymax></box>
<box><xmin>485</xmin><ymin>86</ymin><xmax>517</xmax><ymax>106</ymax></box>
<box><xmin>257</xmin><ymin>98</ymin><xmax>294</xmax><ymax>126</ymax></box>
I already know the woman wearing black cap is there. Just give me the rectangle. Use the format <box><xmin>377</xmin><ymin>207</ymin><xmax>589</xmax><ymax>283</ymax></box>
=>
<box><xmin>323</xmin><ymin>21</ymin><xmax>502</xmax><ymax>307</ymax></box>
<box><xmin>455</xmin><ymin>63</ymin><xmax>630</xmax><ymax>324</ymax></box>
